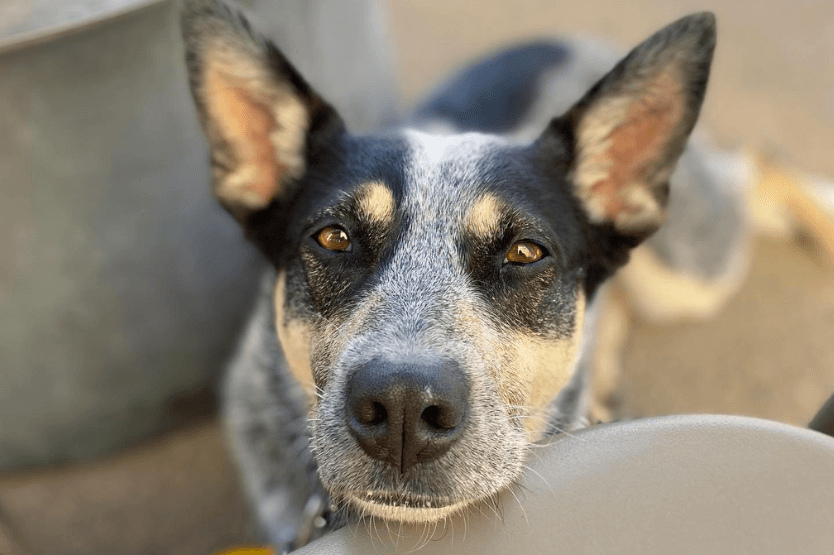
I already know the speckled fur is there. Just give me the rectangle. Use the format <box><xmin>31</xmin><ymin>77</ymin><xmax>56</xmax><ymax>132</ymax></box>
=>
<box><xmin>182</xmin><ymin>2</ymin><xmax>715</xmax><ymax>550</ymax></box>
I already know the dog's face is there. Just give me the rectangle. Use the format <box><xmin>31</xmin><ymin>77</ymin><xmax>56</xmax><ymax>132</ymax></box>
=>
<box><xmin>274</xmin><ymin>132</ymin><xmax>592</xmax><ymax>521</ymax></box>
<box><xmin>182</xmin><ymin>1</ymin><xmax>714</xmax><ymax>523</ymax></box>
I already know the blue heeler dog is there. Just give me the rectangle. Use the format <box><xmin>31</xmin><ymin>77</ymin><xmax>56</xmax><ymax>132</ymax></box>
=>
<box><xmin>181</xmin><ymin>1</ymin><xmax>716</xmax><ymax>549</ymax></box>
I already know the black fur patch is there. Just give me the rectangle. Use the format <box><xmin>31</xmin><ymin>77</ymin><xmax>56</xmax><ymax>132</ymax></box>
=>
<box><xmin>415</xmin><ymin>41</ymin><xmax>571</xmax><ymax>133</ymax></box>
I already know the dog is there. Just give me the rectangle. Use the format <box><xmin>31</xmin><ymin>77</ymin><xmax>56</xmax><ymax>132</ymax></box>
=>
<box><xmin>181</xmin><ymin>1</ymin><xmax>716</xmax><ymax>549</ymax></box>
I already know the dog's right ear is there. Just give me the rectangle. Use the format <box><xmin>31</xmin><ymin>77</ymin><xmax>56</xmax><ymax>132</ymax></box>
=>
<box><xmin>181</xmin><ymin>0</ymin><xmax>344</xmax><ymax>223</ymax></box>
<box><xmin>539</xmin><ymin>13</ymin><xmax>715</xmax><ymax>249</ymax></box>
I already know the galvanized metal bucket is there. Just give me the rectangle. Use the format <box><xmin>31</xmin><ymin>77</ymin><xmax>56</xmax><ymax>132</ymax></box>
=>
<box><xmin>0</xmin><ymin>0</ymin><xmax>397</xmax><ymax>468</ymax></box>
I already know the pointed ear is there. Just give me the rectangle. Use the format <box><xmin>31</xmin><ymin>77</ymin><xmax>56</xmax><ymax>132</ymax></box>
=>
<box><xmin>541</xmin><ymin>13</ymin><xmax>716</xmax><ymax>240</ymax></box>
<box><xmin>181</xmin><ymin>0</ymin><xmax>345</xmax><ymax>223</ymax></box>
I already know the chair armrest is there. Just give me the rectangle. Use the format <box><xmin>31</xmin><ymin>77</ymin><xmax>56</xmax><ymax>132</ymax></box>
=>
<box><xmin>294</xmin><ymin>414</ymin><xmax>834</xmax><ymax>555</ymax></box>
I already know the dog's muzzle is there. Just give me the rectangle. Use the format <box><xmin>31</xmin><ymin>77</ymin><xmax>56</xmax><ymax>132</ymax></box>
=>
<box><xmin>345</xmin><ymin>359</ymin><xmax>469</xmax><ymax>474</ymax></box>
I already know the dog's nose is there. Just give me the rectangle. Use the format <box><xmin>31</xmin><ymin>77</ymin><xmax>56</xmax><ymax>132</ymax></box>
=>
<box><xmin>345</xmin><ymin>359</ymin><xmax>469</xmax><ymax>474</ymax></box>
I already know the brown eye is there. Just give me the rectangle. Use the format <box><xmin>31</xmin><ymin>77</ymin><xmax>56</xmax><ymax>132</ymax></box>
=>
<box><xmin>505</xmin><ymin>241</ymin><xmax>545</xmax><ymax>265</ymax></box>
<box><xmin>316</xmin><ymin>226</ymin><xmax>351</xmax><ymax>251</ymax></box>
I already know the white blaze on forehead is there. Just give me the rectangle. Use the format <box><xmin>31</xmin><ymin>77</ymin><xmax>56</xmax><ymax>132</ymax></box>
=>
<box><xmin>352</xmin><ymin>131</ymin><xmax>513</xmax><ymax>352</ymax></box>
<box><xmin>396</xmin><ymin>129</ymin><xmax>513</xmax><ymax>234</ymax></box>
<box><xmin>401</xmin><ymin>128</ymin><xmax>510</xmax><ymax>175</ymax></box>
<box><xmin>407</xmin><ymin>129</ymin><xmax>463</xmax><ymax>168</ymax></box>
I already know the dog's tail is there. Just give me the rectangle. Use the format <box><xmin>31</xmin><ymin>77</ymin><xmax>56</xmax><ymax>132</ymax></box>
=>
<box><xmin>748</xmin><ymin>152</ymin><xmax>834</xmax><ymax>266</ymax></box>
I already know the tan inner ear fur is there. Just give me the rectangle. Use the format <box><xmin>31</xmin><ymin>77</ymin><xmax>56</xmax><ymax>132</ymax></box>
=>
<box><xmin>573</xmin><ymin>71</ymin><xmax>684</xmax><ymax>234</ymax></box>
<box><xmin>204</xmin><ymin>57</ymin><xmax>309</xmax><ymax>210</ymax></box>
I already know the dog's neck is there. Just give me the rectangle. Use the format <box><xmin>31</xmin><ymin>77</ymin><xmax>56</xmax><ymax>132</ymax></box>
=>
<box><xmin>221</xmin><ymin>271</ymin><xmax>335</xmax><ymax>552</ymax></box>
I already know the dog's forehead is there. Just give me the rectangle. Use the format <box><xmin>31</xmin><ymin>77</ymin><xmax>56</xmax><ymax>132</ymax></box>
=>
<box><xmin>410</xmin><ymin>129</ymin><xmax>507</xmax><ymax>186</ymax></box>
<box><xmin>387</xmin><ymin>129</ymin><xmax>516</xmax><ymax>228</ymax></box>
<box><xmin>331</xmin><ymin>131</ymin><xmax>520</xmax><ymax>318</ymax></box>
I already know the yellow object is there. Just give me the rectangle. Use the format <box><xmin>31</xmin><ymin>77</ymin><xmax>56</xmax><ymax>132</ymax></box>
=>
<box><xmin>216</xmin><ymin>547</ymin><xmax>275</xmax><ymax>555</ymax></box>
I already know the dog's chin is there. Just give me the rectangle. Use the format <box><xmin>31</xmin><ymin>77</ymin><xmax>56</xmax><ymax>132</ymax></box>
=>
<box><xmin>342</xmin><ymin>492</ymin><xmax>476</xmax><ymax>523</ymax></box>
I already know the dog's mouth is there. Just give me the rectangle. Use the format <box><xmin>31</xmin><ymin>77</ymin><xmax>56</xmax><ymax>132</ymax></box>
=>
<box><xmin>312</xmin><ymin>354</ymin><xmax>532</xmax><ymax>524</ymax></box>
<box><xmin>360</xmin><ymin>490</ymin><xmax>450</xmax><ymax>509</ymax></box>
<box><xmin>340</xmin><ymin>490</ymin><xmax>472</xmax><ymax>522</ymax></box>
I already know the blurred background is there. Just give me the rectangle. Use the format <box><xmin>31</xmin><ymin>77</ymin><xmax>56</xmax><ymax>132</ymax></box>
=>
<box><xmin>1</xmin><ymin>0</ymin><xmax>833</xmax><ymax>553</ymax></box>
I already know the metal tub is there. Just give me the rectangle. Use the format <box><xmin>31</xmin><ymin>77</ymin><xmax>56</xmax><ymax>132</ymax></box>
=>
<box><xmin>0</xmin><ymin>0</ymin><xmax>397</xmax><ymax>468</ymax></box>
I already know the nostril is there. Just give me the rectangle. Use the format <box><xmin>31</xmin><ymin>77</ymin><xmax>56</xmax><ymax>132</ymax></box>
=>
<box><xmin>420</xmin><ymin>405</ymin><xmax>441</xmax><ymax>430</ymax></box>
<box><xmin>353</xmin><ymin>400</ymin><xmax>388</xmax><ymax>426</ymax></box>
<box><xmin>370</xmin><ymin>402</ymin><xmax>387</xmax><ymax>426</ymax></box>
<box><xmin>420</xmin><ymin>404</ymin><xmax>461</xmax><ymax>431</ymax></box>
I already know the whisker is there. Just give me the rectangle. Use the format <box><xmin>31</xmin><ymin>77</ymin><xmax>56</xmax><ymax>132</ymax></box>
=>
<box><xmin>506</xmin><ymin>484</ymin><xmax>529</xmax><ymax>525</ymax></box>
<box><xmin>520</xmin><ymin>464</ymin><xmax>554</xmax><ymax>496</ymax></box>
<box><xmin>524</xmin><ymin>441</ymin><xmax>560</xmax><ymax>450</ymax></box>
<box><xmin>548</xmin><ymin>424</ymin><xmax>587</xmax><ymax>442</ymax></box>
<box><xmin>446</xmin><ymin>513</ymin><xmax>455</xmax><ymax>549</ymax></box>
<box><xmin>371</xmin><ymin>515</ymin><xmax>383</xmax><ymax>552</ymax></box>
<box><xmin>483</xmin><ymin>494</ymin><xmax>503</xmax><ymax>523</ymax></box>
<box><xmin>512</xmin><ymin>476</ymin><xmax>535</xmax><ymax>496</ymax></box>
<box><xmin>410</xmin><ymin>519</ymin><xmax>432</xmax><ymax>553</ymax></box>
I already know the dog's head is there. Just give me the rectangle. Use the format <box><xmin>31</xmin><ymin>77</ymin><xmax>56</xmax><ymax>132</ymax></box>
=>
<box><xmin>182</xmin><ymin>1</ymin><xmax>714</xmax><ymax>523</ymax></box>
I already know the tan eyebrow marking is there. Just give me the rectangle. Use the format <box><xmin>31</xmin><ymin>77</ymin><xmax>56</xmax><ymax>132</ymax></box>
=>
<box><xmin>355</xmin><ymin>181</ymin><xmax>395</xmax><ymax>225</ymax></box>
<box><xmin>465</xmin><ymin>193</ymin><xmax>503</xmax><ymax>238</ymax></box>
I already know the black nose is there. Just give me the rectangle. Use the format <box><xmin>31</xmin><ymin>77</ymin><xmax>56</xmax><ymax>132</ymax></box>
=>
<box><xmin>345</xmin><ymin>359</ymin><xmax>469</xmax><ymax>474</ymax></box>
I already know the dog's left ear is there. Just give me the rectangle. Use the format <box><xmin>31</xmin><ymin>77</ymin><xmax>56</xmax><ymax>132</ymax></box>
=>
<box><xmin>180</xmin><ymin>0</ymin><xmax>345</xmax><ymax>223</ymax></box>
<box><xmin>540</xmin><ymin>13</ymin><xmax>716</xmax><ymax>242</ymax></box>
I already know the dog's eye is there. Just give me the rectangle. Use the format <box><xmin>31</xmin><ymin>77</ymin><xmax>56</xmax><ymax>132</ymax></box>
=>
<box><xmin>316</xmin><ymin>226</ymin><xmax>352</xmax><ymax>252</ymax></box>
<box><xmin>505</xmin><ymin>241</ymin><xmax>545</xmax><ymax>265</ymax></box>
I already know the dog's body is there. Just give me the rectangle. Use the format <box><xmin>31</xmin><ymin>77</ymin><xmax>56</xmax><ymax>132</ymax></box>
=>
<box><xmin>181</xmin><ymin>2</ymin><xmax>718</xmax><ymax>550</ymax></box>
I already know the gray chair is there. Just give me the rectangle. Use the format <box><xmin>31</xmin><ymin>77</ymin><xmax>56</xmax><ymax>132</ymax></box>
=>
<box><xmin>295</xmin><ymin>414</ymin><xmax>834</xmax><ymax>554</ymax></box>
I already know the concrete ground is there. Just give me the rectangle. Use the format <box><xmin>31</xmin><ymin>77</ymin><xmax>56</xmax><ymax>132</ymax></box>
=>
<box><xmin>1</xmin><ymin>1</ymin><xmax>833</xmax><ymax>553</ymax></box>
